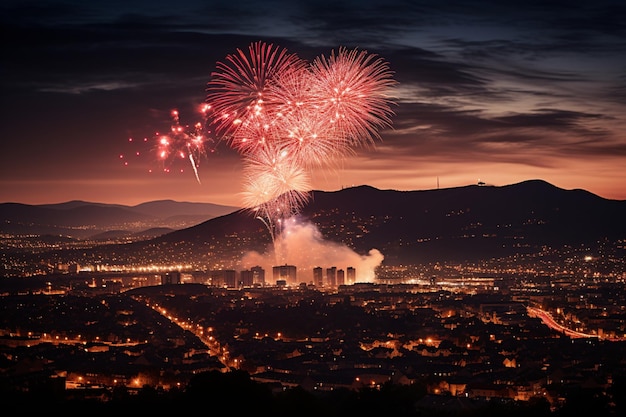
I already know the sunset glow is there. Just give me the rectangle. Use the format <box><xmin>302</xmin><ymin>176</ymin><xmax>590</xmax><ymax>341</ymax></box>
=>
<box><xmin>1</xmin><ymin>0</ymin><xmax>624</xmax><ymax>206</ymax></box>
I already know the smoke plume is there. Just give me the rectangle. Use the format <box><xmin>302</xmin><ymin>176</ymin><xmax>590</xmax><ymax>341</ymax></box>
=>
<box><xmin>240</xmin><ymin>218</ymin><xmax>383</xmax><ymax>285</ymax></box>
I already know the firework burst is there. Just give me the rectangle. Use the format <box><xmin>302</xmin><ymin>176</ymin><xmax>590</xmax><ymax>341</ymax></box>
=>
<box><xmin>279</xmin><ymin>109</ymin><xmax>353</xmax><ymax>169</ymax></box>
<box><xmin>154</xmin><ymin>105</ymin><xmax>212</xmax><ymax>183</ymax></box>
<box><xmin>206</xmin><ymin>41</ymin><xmax>306</xmax><ymax>139</ymax></box>
<box><xmin>132</xmin><ymin>41</ymin><xmax>395</xmax><ymax>263</ymax></box>
<box><xmin>239</xmin><ymin>143</ymin><xmax>311</xmax><ymax>254</ymax></box>
<box><xmin>240</xmin><ymin>144</ymin><xmax>311</xmax><ymax>206</ymax></box>
<box><xmin>310</xmin><ymin>47</ymin><xmax>396</xmax><ymax>147</ymax></box>
<box><xmin>204</xmin><ymin>41</ymin><xmax>396</xmax><ymax>254</ymax></box>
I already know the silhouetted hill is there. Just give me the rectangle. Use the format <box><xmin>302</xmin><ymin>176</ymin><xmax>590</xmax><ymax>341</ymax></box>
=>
<box><xmin>131</xmin><ymin>200</ymin><xmax>236</xmax><ymax>218</ymax></box>
<box><xmin>290</xmin><ymin>179</ymin><xmax>625</xmax><ymax>263</ymax></box>
<box><xmin>3</xmin><ymin>180</ymin><xmax>624</xmax><ymax>268</ymax></box>
<box><xmin>89</xmin><ymin>227</ymin><xmax>175</xmax><ymax>241</ymax></box>
<box><xmin>91</xmin><ymin>179</ymin><xmax>625</xmax><ymax>266</ymax></box>
<box><xmin>0</xmin><ymin>200</ymin><xmax>240</xmax><ymax>239</ymax></box>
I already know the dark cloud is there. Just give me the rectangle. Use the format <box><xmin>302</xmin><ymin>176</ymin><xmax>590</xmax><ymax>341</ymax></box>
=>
<box><xmin>495</xmin><ymin>109</ymin><xmax>603</xmax><ymax>130</ymax></box>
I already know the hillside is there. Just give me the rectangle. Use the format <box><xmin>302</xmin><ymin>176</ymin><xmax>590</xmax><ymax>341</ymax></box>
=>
<box><xmin>0</xmin><ymin>200</ymin><xmax>240</xmax><ymax>238</ymax></box>
<box><xmin>42</xmin><ymin>179</ymin><xmax>625</xmax><ymax>268</ymax></box>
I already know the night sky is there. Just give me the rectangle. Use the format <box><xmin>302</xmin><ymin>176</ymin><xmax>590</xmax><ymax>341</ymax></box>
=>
<box><xmin>2</xmin><ymin>0</ymin><xmax>625</xmax><ymax>207</ymax></box>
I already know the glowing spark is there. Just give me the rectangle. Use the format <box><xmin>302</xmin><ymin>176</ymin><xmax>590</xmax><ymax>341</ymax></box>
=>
<box><xmin>154</xmin><ymin>107</ymin><xmax>212</xmax><ymax>184</ymax></box>
<box><xmin>120</xmin><ymin>137</ymin><xmax>148</xmax><ymax>168</ymax></box>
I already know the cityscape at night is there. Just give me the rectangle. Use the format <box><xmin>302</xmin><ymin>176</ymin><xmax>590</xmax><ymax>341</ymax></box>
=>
<box><xmin>2</xmin><ymin>0</ymin><xmax>626</xmax><ymax>415</ymax></box>
<box><xmin>1</xmin><ymin>183</ymin><xmax>625</xmax><ymax>415</ymax></box>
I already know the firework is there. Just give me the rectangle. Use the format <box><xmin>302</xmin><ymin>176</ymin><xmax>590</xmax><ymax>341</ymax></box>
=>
<box><xmin>205</xmin><ymin>41</ymin><xmax>396</xmax><ymax>252</ymax></box>
<box><xmin>155</xmin><ymin>105</ymin><xmax>212</xmax><ymax>183</ymax></box>
<box><xmin>206</xmin><ymin>41</ymin><xmax>307</xmax><ymax>140</ymax></box>
<box><xmin>240</xmin><ymin>144</ymin><xmax>311</xmax><ymax>210</ymax></box>
<box><xmin>238</xmin><ymin>144</ymin><xmax>310</xmax><ymax>252</ymax></box>
<box><xmin>278</xmin><ymin>108</ymin><xmax>354</xmax><ymax>169</ymax></box>
<box><xmin>309</xmin><ymin>47</ymin><xmax>396</xmax><ymax>147</ymax></box>
<box><xmin>130</xmin><ymin>41</ymin><xmax>395</xmax><ymax>264</ymax></box>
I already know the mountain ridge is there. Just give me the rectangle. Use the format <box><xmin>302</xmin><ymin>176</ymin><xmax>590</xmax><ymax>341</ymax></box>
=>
<box><xmin>126</xmin><ymin>179</ymin><xmax>626</xmax><ymax>267</ymax></box>
<box><xmin>0</xmin><ymin>199</ymin><xmax>240</xmax><ymax>239</ymax></box>
<box><xmin>2</xmin><ymin>180</ymin><xmax>625</xmax><ymax>271</ymax></box>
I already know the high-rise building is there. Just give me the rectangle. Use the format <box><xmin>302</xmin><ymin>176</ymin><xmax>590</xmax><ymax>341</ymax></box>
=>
<box><xmin>240</xmin><ymin>269</ymin><xmax>254</xmax><ymax>288</ymax></box>
<box><xmin>337</xmin><ymin>269</ymin><xmax>345</xmax><ymax>286</ymax></box>
<box><xmin>209</xmin><ymin>269</ymin><xmax>237</xmax><ymax>288</ymax></box>
<box><xmin>251</xmin><ymin>265</ymin><xmax>265</xmax><ymax>286</ymax></box>
<box><xmin>240</xmin><ymin>266</ymin><xmax>265</xmax><ymax>288</ymax></box>
<box><xmin>326</xmin><ymin>266</ymin><xmax>337</xmax><ymax>288</ymax></box>
<box><xmin>224</xmin><ymin>270</ymin><xmax>237</xmax><ymax>288</ymax></box>
<box><xmin>313</xmin><ymin>266</ymin><xmax>324</xmax><ymax>287</ymax></box>
<box><xmin>347</xmin><ymin>267</ymin><xmax>356</xmax><ymax>284</ymax></box>
<box><xmin>273</xmin><ymin>264</ymin><xmax>297</xmax><ymax>286</ymax></box>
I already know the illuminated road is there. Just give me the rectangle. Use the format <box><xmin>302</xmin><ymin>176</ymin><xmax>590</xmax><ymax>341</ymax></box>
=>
<box><xmin>527</xmin><ymin>306</ymin><xmax>595</xmax><ymax>338</ymax></box>
<box><xmin>142</xmin><ymin>299</ymin><xmax>233</xmax><ymax>370</ymax></box>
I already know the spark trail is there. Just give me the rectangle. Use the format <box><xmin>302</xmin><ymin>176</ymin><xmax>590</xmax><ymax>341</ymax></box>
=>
<box><xmin>155</xmin><ymin>105</ymin><xmax>212</xmax><ymax>184</ymax></box>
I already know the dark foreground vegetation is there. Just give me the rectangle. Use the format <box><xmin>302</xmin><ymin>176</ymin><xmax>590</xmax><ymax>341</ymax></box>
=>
<box><xmin>3</xmin><ymin>369</ymin><xmax>624</xmax><ymax>416</ymax></box>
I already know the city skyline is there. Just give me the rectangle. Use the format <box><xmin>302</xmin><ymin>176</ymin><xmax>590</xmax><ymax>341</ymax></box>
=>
<box><xmin>2</xmin><ymin>0</ymin><xmax>625</xmax><ymax>207</ymax></box>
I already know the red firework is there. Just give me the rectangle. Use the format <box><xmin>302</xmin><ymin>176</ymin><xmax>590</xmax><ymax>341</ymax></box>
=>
<box><xmin>310</xmin><ymin>46</ymin><xmax>396</xmax><ymax>147</ymax></box>
<box><xmin>206</xmin><ymin>41</ymin><xmax>307</xmax><ymax>138</ymax></box>
<box><xmin>155</xmin><ymin>105</ymin><xmax>212</xmax><ymax>183</ymax></box>
<box><xmin>204</xmin><ymin>41</ymin><xmax>396</xmax><ymax>247</ymax></box>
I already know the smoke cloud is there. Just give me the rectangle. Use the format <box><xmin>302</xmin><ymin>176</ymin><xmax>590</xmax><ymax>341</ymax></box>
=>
<box><xmin>240</xmin><ymin>219</ymin><xmax>384</xmax><ymax>285</ymax></box>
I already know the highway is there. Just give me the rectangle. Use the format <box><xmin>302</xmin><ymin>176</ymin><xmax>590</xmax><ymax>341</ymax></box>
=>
<box><xmin>526</xmin><ymin>306</ymin><xmax>622</xmax><ymax>340</ymax></box>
